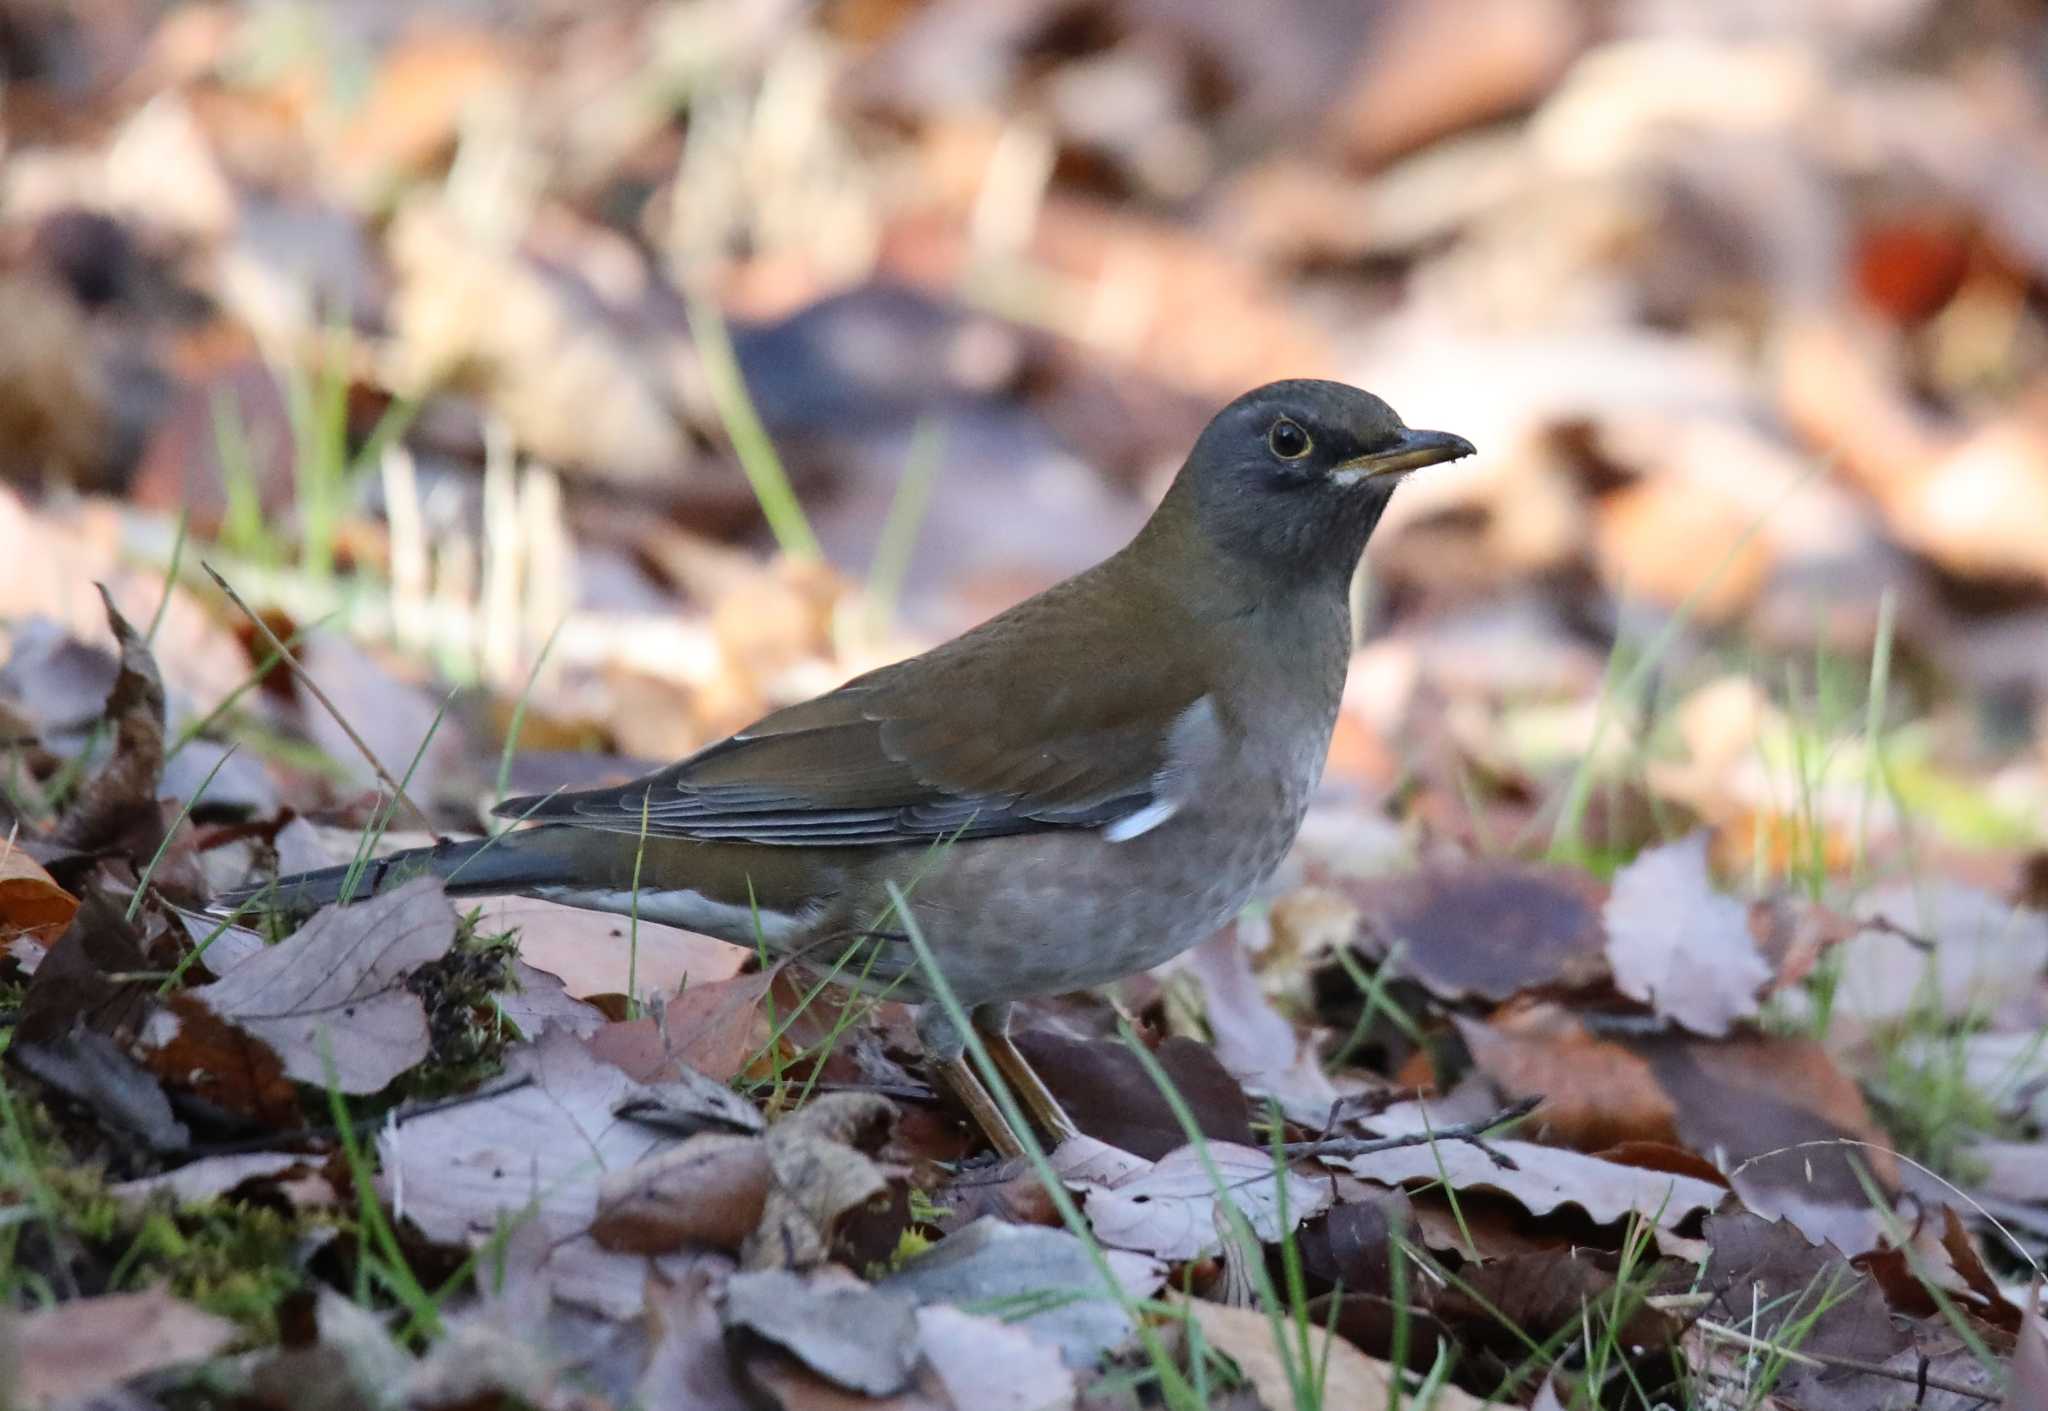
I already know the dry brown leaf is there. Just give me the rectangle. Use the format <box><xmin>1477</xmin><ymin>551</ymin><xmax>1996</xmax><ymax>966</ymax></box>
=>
<box><xmin>12</xmin><ymin>1286</ymin><xmax>237</xmax><ymax>1409</ymax></box>
<box><xmin>1340</xmin><ymin>863</ymin><xmax>1612</xmax><ymax>1003</ymax></box>
<box><xmin>140</xmin><ymin>993</ymin><xmax>300</xmax><ymax>1129</ymax></box>
<box><xmin>179</xmin><ymin>876</ymin><xmax>457</xmax><ymax>1092</ymax></box>
<box><xmin>54</xmin><ymin>586</ymin><xmax>165</xmax><ymax>855</ymax></box>
<box><xmin>0</xmin><ymin>844</ymin><xmax>77</xmax><ymax>939</ymax></box>
<box><xmin>1177</xmin><ymin>1294</ymin><xmax>1488</xmax><ymax>1411</ymax></box>
<box><xmin>1077</xmin><ymin>1142</ymin><xmax>1332</xmax><ymax>1261</ymax></box>
<box><xmin>1604</xmin><ymin>834</ymin><xmax>1769</xmax><ymax>1036</ymax></box>
<box><xmin>594</xmin><ymin>1133</ymin><xmax>771</xmax><ymax>1254</ymax></box>
<box><xmin>589</xmin><ymin>968</ymin><xmax>777</xmax><ymax>1084</ymax></box>
<box><xmin>1700</xmin><ymin>1212</ymin><xmax>1914</xmax><ymax>1411</ymax></box>
<box><xmin>1456</xmin><ymin>1004</ymin><xmax>1679</xmax><ymax>1150</ymax></box>
<box><xmin>744</xmin><ymin>1091</ymin><xmax>896</xmax><ymax>1271</ymax></box>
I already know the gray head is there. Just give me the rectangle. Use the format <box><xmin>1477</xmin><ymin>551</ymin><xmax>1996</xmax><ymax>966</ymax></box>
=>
<box><xmin>1163</xmin><ymin>379</ymin><xmax>1473</xmax><ymax>582</ymax></box>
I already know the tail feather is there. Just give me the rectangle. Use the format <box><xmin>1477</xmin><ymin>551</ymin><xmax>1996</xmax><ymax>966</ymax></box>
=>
<box><xmin>215</xmin><ymin>829</ymin><xmax>581</xmax><ymax>914</ymax></box>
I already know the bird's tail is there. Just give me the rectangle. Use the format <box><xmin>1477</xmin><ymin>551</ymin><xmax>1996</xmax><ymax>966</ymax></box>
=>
<box><xmin>214</xmin><ymin>826</ymin><xmax>590</xmax><ymax>914</ymax></box>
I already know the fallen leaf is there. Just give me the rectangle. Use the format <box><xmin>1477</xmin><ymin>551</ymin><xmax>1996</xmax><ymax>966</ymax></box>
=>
<box><xmin>639</xmin><ymin>1255</ymin><xmax>754</xmax><ymax>1411</ymax></box>
<box><xmin>1078</xmin><ymin>1142</ymin><xmax>1332</xmax><ymax>1261</ymax></box>
<box><xmin>140</xmin><ymin>992</ymin><xmax>301</xmax><ymax>1128</ymax></box>
<box><xmin>1338</xmin><ymin>863</ymin><xmax>1612</xmax><ymax>1003</ymax></box>
<box><xmin>110</xmin><ymin>1151</ymin><xmax>306</xmax><ymax>1206</ymax></box>
<box><xmin>723</xmin><ymin>1267</ymin><xmax>921</xmax><ymax>1397</ymax></box>
<box><xmin>595</xmin><ymin>1133</ymin><xmax>771</xmax><ymax>1254</ymax></box>
<box><xmin>13</xmin><ymin>1025</ymin><xmax>190</xmax><ymax>1153</ymax></box>
<box><xmin>915</xmin><ymin>1304</ymin><xmax>1076</xmax><ymax>1411</ymax></box>
<box><xmin>378</xmin><ymin>1027</ymin><xmax>691</xmax><ymax>1313</ymax></box>
<box><xmin>2014</xmin><ymin>1283</ymin><xmax>2048</xmax><ymax>1409</ymax></box>
<box><xmin>1963</xmin><ymin>1140</ymin><xmax>2048</xmax><ymax>1203</ymax></box>
<box><xmin>476</xmin><ymin>894</ymin><xmax>745</xmax><ymax>1000</ymax></box>
<box><xmin>1832</xmin><ymin>882</ymin><xmax>2048</xmax><ymax>1029</ymax></box>
<box><xmin>13</xmin><ymin>1286</ymin><xmax>237</xmax><ymax>1409</ymax></box>
<box><xmin>0</xmin><ymin>843</ymin><xmax>77</xmax><ymax>938</ymax></box>
<box><xmin>17</xmin><ymin>890</ymin><xmax>155</xmax><ymax>1045</ymax></box>
<box><xmin>1333</xmin><ymin>1135</ymin><xmax>1726</xmax><ymax>1230</ymax></box>
<box><xmin>1604</xmin><ymin>834</ymin><xmax>1770</xmax><ymax>1036</ymax></box>
<box><xmin>182</xmin><ymin>876</ymin><xmax>458</xmax><ymax>1092</ymax></box>
<box><xmin>54</xmin><ymin>586</ymin><xmax>166</xmax><ymax>855</ymax></box>
<box><xmin>1182</xmin><ymin>926</ymin><xmax>1340</xmax><ymax>1127</ymax></box>
<box><xmin>1012</xmin><ymin>1031</ymin><xmax>1253</xmax><ymax>1159</ymax></box>
<box><xmin>1176</xmin><ymin>1294</ymin><xmax>1488</xmax><ymax>1411</ymax></box>
<box><xmin>880</xmin><ymin>1217</ymin><xmax>1165</xmax><ymax>1368</ymax></box>
<box><xmin>1699</xmin><ymin>1212</ymin><xmax>1913</xmax><ymax>1411</ymax></box>
<box><xmin>589</xmin><ymin>968</ymin><xmax>776</xmax><ymax>1084</ymax></box>
<box><xmin>744</xmin><ymin>1091</ymin><xmax>896</xmax><ymax>1271</ymax></box>
<box><xmin>1456</xmin><ymin>1003</ymin><xmax>1679</xmax><ymax>1150</ymax></box>
<box><xmin>495</xmin><ymin>957</ymin><xmax>605</xmax><ymax>1038</ymax></box>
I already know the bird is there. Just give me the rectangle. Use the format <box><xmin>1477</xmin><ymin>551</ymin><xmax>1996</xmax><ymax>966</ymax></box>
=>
<box><xmin>225</xmin><ymin>380</ymin><xmax>1473</xmax><ymax>1154</ymax></box>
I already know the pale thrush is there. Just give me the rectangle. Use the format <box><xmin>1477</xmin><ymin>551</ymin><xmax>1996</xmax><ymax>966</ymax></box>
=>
<box><xmin>227</xmin><ymin>380</ymin><xmax>1474</xmax><ymax>1152</ymax></box>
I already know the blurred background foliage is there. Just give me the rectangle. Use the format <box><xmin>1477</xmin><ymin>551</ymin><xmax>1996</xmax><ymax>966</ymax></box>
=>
<box><xmin>2</xmin><ymin>0</ymin><xmax>2047</xmax><ymax>880</ymax></box>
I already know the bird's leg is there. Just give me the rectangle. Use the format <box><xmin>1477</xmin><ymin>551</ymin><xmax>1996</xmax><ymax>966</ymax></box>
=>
<box><xmin>916</xmin><ymin>1006</ymin><xmax>1025</xmax><ymax>1158</ymax></box>
<box><xmin>973</xmin><ymin>1002</ymin><xmax>1082</xmax><ymax>1148</ymax></box>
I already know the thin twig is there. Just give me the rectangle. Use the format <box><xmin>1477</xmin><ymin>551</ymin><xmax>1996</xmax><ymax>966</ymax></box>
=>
<box><xmin>1283</xmin><ymin>1094</ymin><xmax>1541</xmax><ymax>1170</ymax></box>
<box><xmin>201</xmin><ymin>562</ymin><xmax>441</xmax><ymax>839</ymax></box>
<box><xmin>1694</xmin><ymin>1318</ymin><xmax>2000</xmax><ymax>1402</ymax></box>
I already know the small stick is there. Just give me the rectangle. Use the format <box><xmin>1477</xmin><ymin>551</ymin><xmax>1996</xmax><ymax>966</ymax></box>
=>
<box><xmin>1283</xmin><ymin>1094</ymin><xmax>1542</xmax><ymax>1171</ymax></box>
<box><xmin>202</xmin><ymin>563</ymin><xmax>441</xmax><ymax>840</ymax></box>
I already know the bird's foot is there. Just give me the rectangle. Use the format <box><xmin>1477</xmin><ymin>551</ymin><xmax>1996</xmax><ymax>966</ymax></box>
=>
<box><xmin>917</xmin><ymin>1002</ymin><xmax>1082</xmax><ymax>1154</ymax></box>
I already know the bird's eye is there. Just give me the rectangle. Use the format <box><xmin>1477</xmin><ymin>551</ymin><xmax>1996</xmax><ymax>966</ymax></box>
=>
<box><xmin>1267</xmin><ymin>418</ymin><xmax>1311</xmax><ymax>460</ymax></box>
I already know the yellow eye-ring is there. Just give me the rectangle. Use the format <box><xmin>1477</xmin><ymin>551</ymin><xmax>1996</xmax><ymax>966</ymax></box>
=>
<box><xmin>1268</xmin><ymin>418</ymin><xmax>1311</xmax><ymax>460</ymax></box>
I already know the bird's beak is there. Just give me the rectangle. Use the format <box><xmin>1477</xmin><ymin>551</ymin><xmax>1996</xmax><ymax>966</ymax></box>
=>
<box><xmin>1331</xmin><ymin>427</ymin><xmax>1476</xmax><ymax>484</ymax></box>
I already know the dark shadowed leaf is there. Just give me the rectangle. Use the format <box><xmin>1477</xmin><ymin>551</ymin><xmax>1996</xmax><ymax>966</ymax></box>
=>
<box><xmin>53</xmin><ymin>586</ymin><xmax>166</xmax><ymax>854</ymax></box>
<box><xmin>1012</xmin><ymin>1030</ymin><xmax>1252</xmax><ymax>1158</ymax></box>
<box><xmin>10</xmin><ymin>1025</ymin><xmax>188</xmax><ymax>1153</ymax></box>
<box><xmin>1338</xmin><ymin>863</ymin><xmax>1612</xmax><ymax>1003</ymax></box>
<box><xmin>1700</xmin><ymin>1212</ymin><xmax>1913</xmax><ymax>1411</ymax></box>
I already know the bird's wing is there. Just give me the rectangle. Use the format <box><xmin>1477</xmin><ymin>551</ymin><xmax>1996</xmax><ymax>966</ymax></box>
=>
<box><xmin>495</xmin><ymin>578</ymin><xmax>1224</xmax><ymax>847</ymax></box>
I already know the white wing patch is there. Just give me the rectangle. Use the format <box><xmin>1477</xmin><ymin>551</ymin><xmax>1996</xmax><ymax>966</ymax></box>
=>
<box><xmin>1102</xmin><ymin>695</ymin><xmax>1223</xmax><ymax>845</ymax></box>
<box><xmin>1104</xmin><ymin>799</ymin><xmax>1179</xmax><ymax>842</ymax></box>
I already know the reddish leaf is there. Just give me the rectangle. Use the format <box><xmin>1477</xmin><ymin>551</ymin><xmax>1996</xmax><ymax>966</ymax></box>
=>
<box><xmin>588</xmin><ymin>968</ymin><xmax>777</xmax><ymax>1084</ymax></box>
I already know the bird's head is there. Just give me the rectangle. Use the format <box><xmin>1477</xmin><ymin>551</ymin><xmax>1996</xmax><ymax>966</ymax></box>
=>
<box><xmin>1164</xmin><ymin>379</ymin><xmax>1474</xmax><ymax>582</ymax></box>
